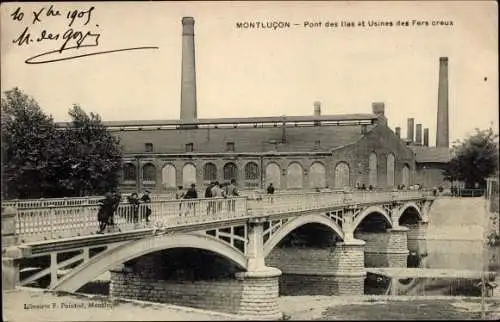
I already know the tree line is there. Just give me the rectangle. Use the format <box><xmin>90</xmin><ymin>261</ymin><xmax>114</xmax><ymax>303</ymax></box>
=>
<box><xmin>444</xmin><ymin>127</ymin><xmax>499</xmax><ymax>189</ymax></box>
<box><xmin>2</xmin><ymin>87</ymin><xmax>123</xmax><ymax>199</ymax></box>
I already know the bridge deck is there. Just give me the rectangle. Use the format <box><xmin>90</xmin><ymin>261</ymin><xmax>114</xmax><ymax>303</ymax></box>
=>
<box><xmin>367</xmin><ymin>267</ymin><xmax>497</xmax><ymax>279</ymax></box>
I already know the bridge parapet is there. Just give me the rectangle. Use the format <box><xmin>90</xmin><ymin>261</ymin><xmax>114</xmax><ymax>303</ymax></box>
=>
<box><xmin>7</xmin><ymin>190</ymin><xmax>430</xmax><ymax>245</ymax></box>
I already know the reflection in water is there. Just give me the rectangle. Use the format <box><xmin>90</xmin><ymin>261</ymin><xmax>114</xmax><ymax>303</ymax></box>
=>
<box><xmin>365</xmin><ymin>240</ymin><xmax>500</xmax><ymax>296</ymax></box>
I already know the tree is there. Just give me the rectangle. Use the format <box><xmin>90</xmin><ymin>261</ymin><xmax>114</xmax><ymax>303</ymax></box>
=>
<box><xmin>444</xmin><ymin>128</ymin><xmax>499</xmax><ymax>189</ymax></box>
<box><xmin>1</xmin><ymin>87</ymin><xmax>59</xmax><ymax>199</ymax></box>
<box><xmin>2</xmin><ymin>88</ymin><xmax>123</xmax><ymax>199</ymax></box>
<box><xmin>57</xmin><ymin>104</ymin><xmax>123</xmax><ymax>197</ymax></box>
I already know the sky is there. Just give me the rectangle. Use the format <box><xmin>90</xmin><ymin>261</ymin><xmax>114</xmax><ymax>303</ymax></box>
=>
<box><xmin>1</xmin><ymin>1</ymin><xmax>498</xmax><ymax>147</ymax></box>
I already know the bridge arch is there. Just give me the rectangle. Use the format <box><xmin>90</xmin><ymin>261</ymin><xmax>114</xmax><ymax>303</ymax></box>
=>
<box><xmin>398</xmin><ymin>202</ymin><xmax>423</xmax><ymax>225</ymax></box>
<box><xmin>353</xmin><ymin>206</ymin><xmax>393</xmax><ymax>231</ymax></box>
<box><xmin>263</xmin><ymin>213</ymin><xmax>344</xmax><ymax>257</ymax></box>
<box><xmin>52</xmin><ymin>233</ymin><xmax>247</xmax><ymax>293</ymax></box>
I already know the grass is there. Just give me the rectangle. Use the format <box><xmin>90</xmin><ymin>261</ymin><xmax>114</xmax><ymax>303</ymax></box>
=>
<box><xmin>318</xmin><ymin>299</ymin><xmax>494</xmax><ymax>320</ymax></box>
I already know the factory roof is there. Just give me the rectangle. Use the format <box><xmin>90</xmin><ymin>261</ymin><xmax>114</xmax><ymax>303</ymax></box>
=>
<box><xmin>55</xmin><ymin>114</ymin><xmax>378</xmax><ymax>128</ymax></box>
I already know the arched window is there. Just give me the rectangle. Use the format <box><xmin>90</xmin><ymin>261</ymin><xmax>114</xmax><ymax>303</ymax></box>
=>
<box><xmin>265</xmin><ymin>163</ymin><xmax>281</xmax><ymax>189</ymax></box>
<box><xmin>369</xmin><ymin>152</ymin><xmax>378</xmax><ymax>187</ymax></box>
<box><xmin>142</xmin><ymin>163</ymin><xmax>156</xmax><ymax>183</ymax></box>
<box><xmin>401</xmin><ymin>164</ymin><xmax>410</xmax><ymax>187</ymax></box>
<box><xmin>182</xmin><ymin>163</ymin><xmax>197</xmax><ymax>187</ymax></box>
<box><xmin>386</xmin><ymin>153</ymin><xmax>395</xmax><ymax>187</ymax></box>
<box><xmin>334</xmin><ymin>162</ymin><xmax>350</xmax><ymax>188</ymax></box>
<box><xmin>244</xmin><ymin>162</ymin><xmax>260</xmax><ymax>188</ymax></box>
<box><xmin>287</xmin><ymin>163</ymin><xmax>303</xmax><ymax>189</ymax></box>
<box><xmin>223</xmin><ymin>162</ymin><xmax>238</xmax><ymax>182</ymax></box>
<box><xmin>162</xmin><ymin>164</ymin><xmax>176</xmax><ymax>189</ymax></box>
<box><xmin>203</xmin><ymin>163</ymin><xmax>217</xmax><ymax>182</ymax></box>
<box><xmin>123</xmin><ymin>163</ymin><xmax>137</xmax><ymax>181</ymax></box>
<box><xmin>309</xmin><ymin>162</ymin><xmax>326</xmax><ymax>189</ymax></box>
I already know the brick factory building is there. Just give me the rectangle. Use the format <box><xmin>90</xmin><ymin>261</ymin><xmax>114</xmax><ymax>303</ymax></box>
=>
<box><xmin>60</xmin><ymin>17</ymin><xmax>452</xmax><ymax>193</ymax></box>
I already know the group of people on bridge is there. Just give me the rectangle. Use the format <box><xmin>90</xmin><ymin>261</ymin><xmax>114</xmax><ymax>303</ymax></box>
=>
<box><xmin>96</xmin><ymin>190</ymin><xmax>151</xmax><ymax>234</ymax></box>
<box><xmin>174</xmin><ymin>179</ymin><xmax>241</xmax><ymax>215</ymax></box>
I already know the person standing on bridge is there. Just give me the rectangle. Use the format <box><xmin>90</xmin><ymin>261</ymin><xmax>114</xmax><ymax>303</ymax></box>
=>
<box><xmin>205</xmin><ymin>182</ymin><xmax>215</xmax><ymax>215</ymax></box>
<box><xmin>226</xmin><ymin>179</ymin><xmax>239</xmax><ymax>211</ymax></box>
<box><xmin>127</xmin><ymin>193</ymin><xmax>140</xmax><ymax>224</ymax></box>
<box><xmin>109</xmin><ymin>191</ymin><xmax>121</xmax><ymax>229</ymax></box>
<box><xmin>183</xmin><ymin>183</ymin><xmax>198</xmax><ymax>216</ymax></box>
<box><xmin>140</xmin><ymin>190</ymin><xmax>152</xmax><ymax>223</ymax></box>
<box><xmin>97</xmin><ymin>193</ymin><xmax>114</xmax><ymax>234</ymax></box>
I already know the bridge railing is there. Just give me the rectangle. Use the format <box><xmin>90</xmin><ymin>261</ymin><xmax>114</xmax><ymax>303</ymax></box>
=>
<box><xmin>14</xmin><ymin>197</ymin><xmax>249</xmax><ymax>243</ymax></box>
<box><xmin>11</xmin><ymin>190</ymin><xmax>430</xmax><ymax>243</ymax></box>
<box><xmin>1</xmin><ymin>193</ymin><xmax>178</xmax><ymax>209</ymax></box>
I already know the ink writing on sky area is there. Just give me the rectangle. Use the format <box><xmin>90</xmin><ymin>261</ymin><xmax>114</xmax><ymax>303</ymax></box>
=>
<box><xmin>9</xmin><ymin>5</ymin><xmax>158</xmax><ymax>65</ymax></box>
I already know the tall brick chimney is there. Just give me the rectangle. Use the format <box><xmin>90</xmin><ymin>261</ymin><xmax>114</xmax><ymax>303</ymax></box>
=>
<box><xmin>436</xmin><ymin>57</ymin><xmax>449</xmax><ymax>147</ymax></box>
<box><xmin>180</xmin><ymin>17</ymin><xmax>198</xmax><ymax>124</ymax></box>
<box><xmin>313</xmin><ymin>101</ymin><xmax>321</xmax><ymax>117</ymax></box>
<box><xmin>423</xmin><ymin>128</ymin><xmax>429</xmax><ymax>147</ymax></box>
<box><xmin>395</xmin><ymin>127</ymin><xmax>401</xmax><ymax>138</ymax></box>
<box><xmin>407</xmin><ymin>118</ymin><xmax>414</xmax><ymax>143</ymax></box>
<box><xmin>313</xmin><ymin>101</ymin><xmax>321</xmax><ymax>126</ymax></box>
<box><xmin>415</xmin><ymin>124</ymin><xmax>423</xmax><ymax>145</ymax></box>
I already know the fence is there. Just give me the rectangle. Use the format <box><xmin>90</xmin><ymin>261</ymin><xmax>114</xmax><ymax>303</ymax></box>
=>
<box><xmin>12</xmin><ymin>190</ymin><xmax>430</xmax><ymax>243</ymax></box>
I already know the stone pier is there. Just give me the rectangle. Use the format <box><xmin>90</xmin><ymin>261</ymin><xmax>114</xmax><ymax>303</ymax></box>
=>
<box><xmin>405</xmin><ymin>221</ymin><xmax>429</xmax><ymax>255</ymax></box>
<box><xmin>355</xmin><ymin>227</ymin><xmax>409</xmax><ymax>268</ymax></box>
<box><xmin>110</xmin><ymin>264</ymin><xmax>282</xmax><ymax>320</ymax></box>
<box><xmin>266</xmin><ymin>239</ymin><xmax>367</xmax><ymax>296</ymax></box>
<box><xmin>2</xmin><ymin>207</ymin><xmax>20</xmax><ymax>291</ymax></box>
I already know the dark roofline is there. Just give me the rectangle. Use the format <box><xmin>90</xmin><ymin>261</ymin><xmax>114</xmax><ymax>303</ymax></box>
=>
<box><xmin>55</xmin><ymin>114</ymin><xmax>378</xmax><ymax>128</ymax></box>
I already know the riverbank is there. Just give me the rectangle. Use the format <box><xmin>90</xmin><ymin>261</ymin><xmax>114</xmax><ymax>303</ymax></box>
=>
<box><xmin>4</xmin><ymin>288</ymin><xmax>500</xmax><ymax>321</ymax></box>
<box><xmin>279</xmin><ymin>295</ymin><xmax>500</xmax><ymax>320</ymax></box>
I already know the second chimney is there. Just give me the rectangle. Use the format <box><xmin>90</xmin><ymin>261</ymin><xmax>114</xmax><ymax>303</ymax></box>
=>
<box><xmin>407</xmin><ymin>118</ymin><xmax>415</xmax><ymax>143</ymax></box>
<box><xmin>314</xmin><ymin>101</ymin><xmax>321</xmax><ymax>117</ymax></box>
<box><xmin>180</xmin><ymin>17</ymin><xmax>198</xmax><ymax>124</ymax></box>
<box><xmin>395</xmin><ymin>127</ymin><xmax>401</xmax><ymax>138</ymax></box>
<box><xmin>314</xmin><ymin>101</ymin><xmax>321</xmax><ymax>126</ymax></box>
<box><xmin>423</xmin><ymin>128</ymin><xmax>429</xmax><ymax>147</ymax></box>
<box><xmin>415</xmin><ymin>124</ymin><xmax>423</xmax><ymax>145</ymax></box>
<box><xmin>436</xmin><ymin>57</ymin><xmax>449</xmax><ymax>147</ymax></box>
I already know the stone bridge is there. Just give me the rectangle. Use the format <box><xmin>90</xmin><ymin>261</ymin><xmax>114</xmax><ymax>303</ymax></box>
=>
<box><xmin>2</xmin><ymin>190</ymin><xmax>433</xmax><ymax>320</ymax></box>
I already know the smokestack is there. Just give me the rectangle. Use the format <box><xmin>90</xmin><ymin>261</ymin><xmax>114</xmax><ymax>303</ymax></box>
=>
<box><xmin>180</xmin><ymin>17</ymin><xmax>197</xmax><ymax>124</ymax></box>
<box><xmin>415</xmin><ymin>124</ymin><xmax>422</xmax><ymax>145</ymax></box>
<box><xmin>313</xmin><ymin>101</ymin><xmax>321</xmax><ymax>117</ymax></box>
<box><xmin>395</xmin><ymin>127</ymin><xmax>401</xmax><ymax>138</ymax></box>
<box><xmin>314</xmin><ymin>101</ymin><xmax>321</xmax><ymax>126</ymax></box>
<box><xmin>372</xmin><ymin>102</ymin><xmax>387</xmax><ymax>125</ymax></box>
<box><xmin>407</xmin><ymin>118</ymin><xmax>414</xmax><ymax>143</ymax></box>
<box><xmin>423</xmin><ymin>128</ymin><xmax>429</xmax><ymax>147</ymax></box>
<box><xmin>436</xmin><ymin>57</ymin><xmax>449</xmax><ymax>147</ymax></box>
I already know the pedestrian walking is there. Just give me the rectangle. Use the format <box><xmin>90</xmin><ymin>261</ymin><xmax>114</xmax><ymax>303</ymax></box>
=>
<box><xmin>205</xmin><ymin>182</ymin><xmax>215</xmax><ymax>215</ymax></box>
<box><xmin>97</xmin><ymin>192</ymin><xmax>114</xmax><ymax>234</ymax></box>
<box><xmin>226</xmin><ymin>179</ymin><xmax>239</xmax><ymax>211</ymax></box>
<box><xmin>175</xmin><ymin>185</ymin><xmax>185</xmax><ymax>216</ymax></box>
<box><xmin>140</xmin><ymin>190</ymin><xmax>152</xmax><ymax>222</ymax></box>
<box><xmin>109</xmin><ymin>191</ymin><xmax>121</xmax><ymax>228</ymax></box>
<box><xmin>267</xmin><ymin>183</ymin><xmax>275</xmax><ymax>203</ymax></box>
<box><xmin>127</xmin><ymin>192</ymin><xmax>140</xmax><ymax>224</ymax></box>
<box><xmin>183</xmin><ymin>183</ymin><xmax>198</xmax><ymax>216</ymax></box>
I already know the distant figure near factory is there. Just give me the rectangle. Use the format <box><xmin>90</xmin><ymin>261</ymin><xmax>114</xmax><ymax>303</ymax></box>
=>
<box><xmin>57</xmin><ymin>18</ymin><xmax>452</xmax><ymax>193</ymax></box>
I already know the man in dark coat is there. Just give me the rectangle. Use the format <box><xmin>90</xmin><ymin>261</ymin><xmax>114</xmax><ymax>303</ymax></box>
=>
<box><xmin>97</xmin><ymin>192</ymin><xmax>114</xmax><ymax>233</ymax></box>
<box><xmin>140</xmin><ymin>190</ymin><xmax>152</xmax><ymax>222</ymax></box>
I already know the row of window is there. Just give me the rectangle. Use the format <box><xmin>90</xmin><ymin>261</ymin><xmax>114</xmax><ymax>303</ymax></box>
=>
<box><xmin>122</xmin><ymin>156</ymin><xmax>410</xmax><ymax>189</ymax></box>
<box><xmin>123</xmin><ymin>161</ymin><xmax>331</xmax><ymax>188</ymax></box>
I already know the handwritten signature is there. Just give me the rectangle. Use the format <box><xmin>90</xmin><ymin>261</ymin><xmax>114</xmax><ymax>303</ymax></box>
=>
<box><xmin>10</xmin><ymin>5</ymin><xmax>158</xmax><ymax>65</ymax></box>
